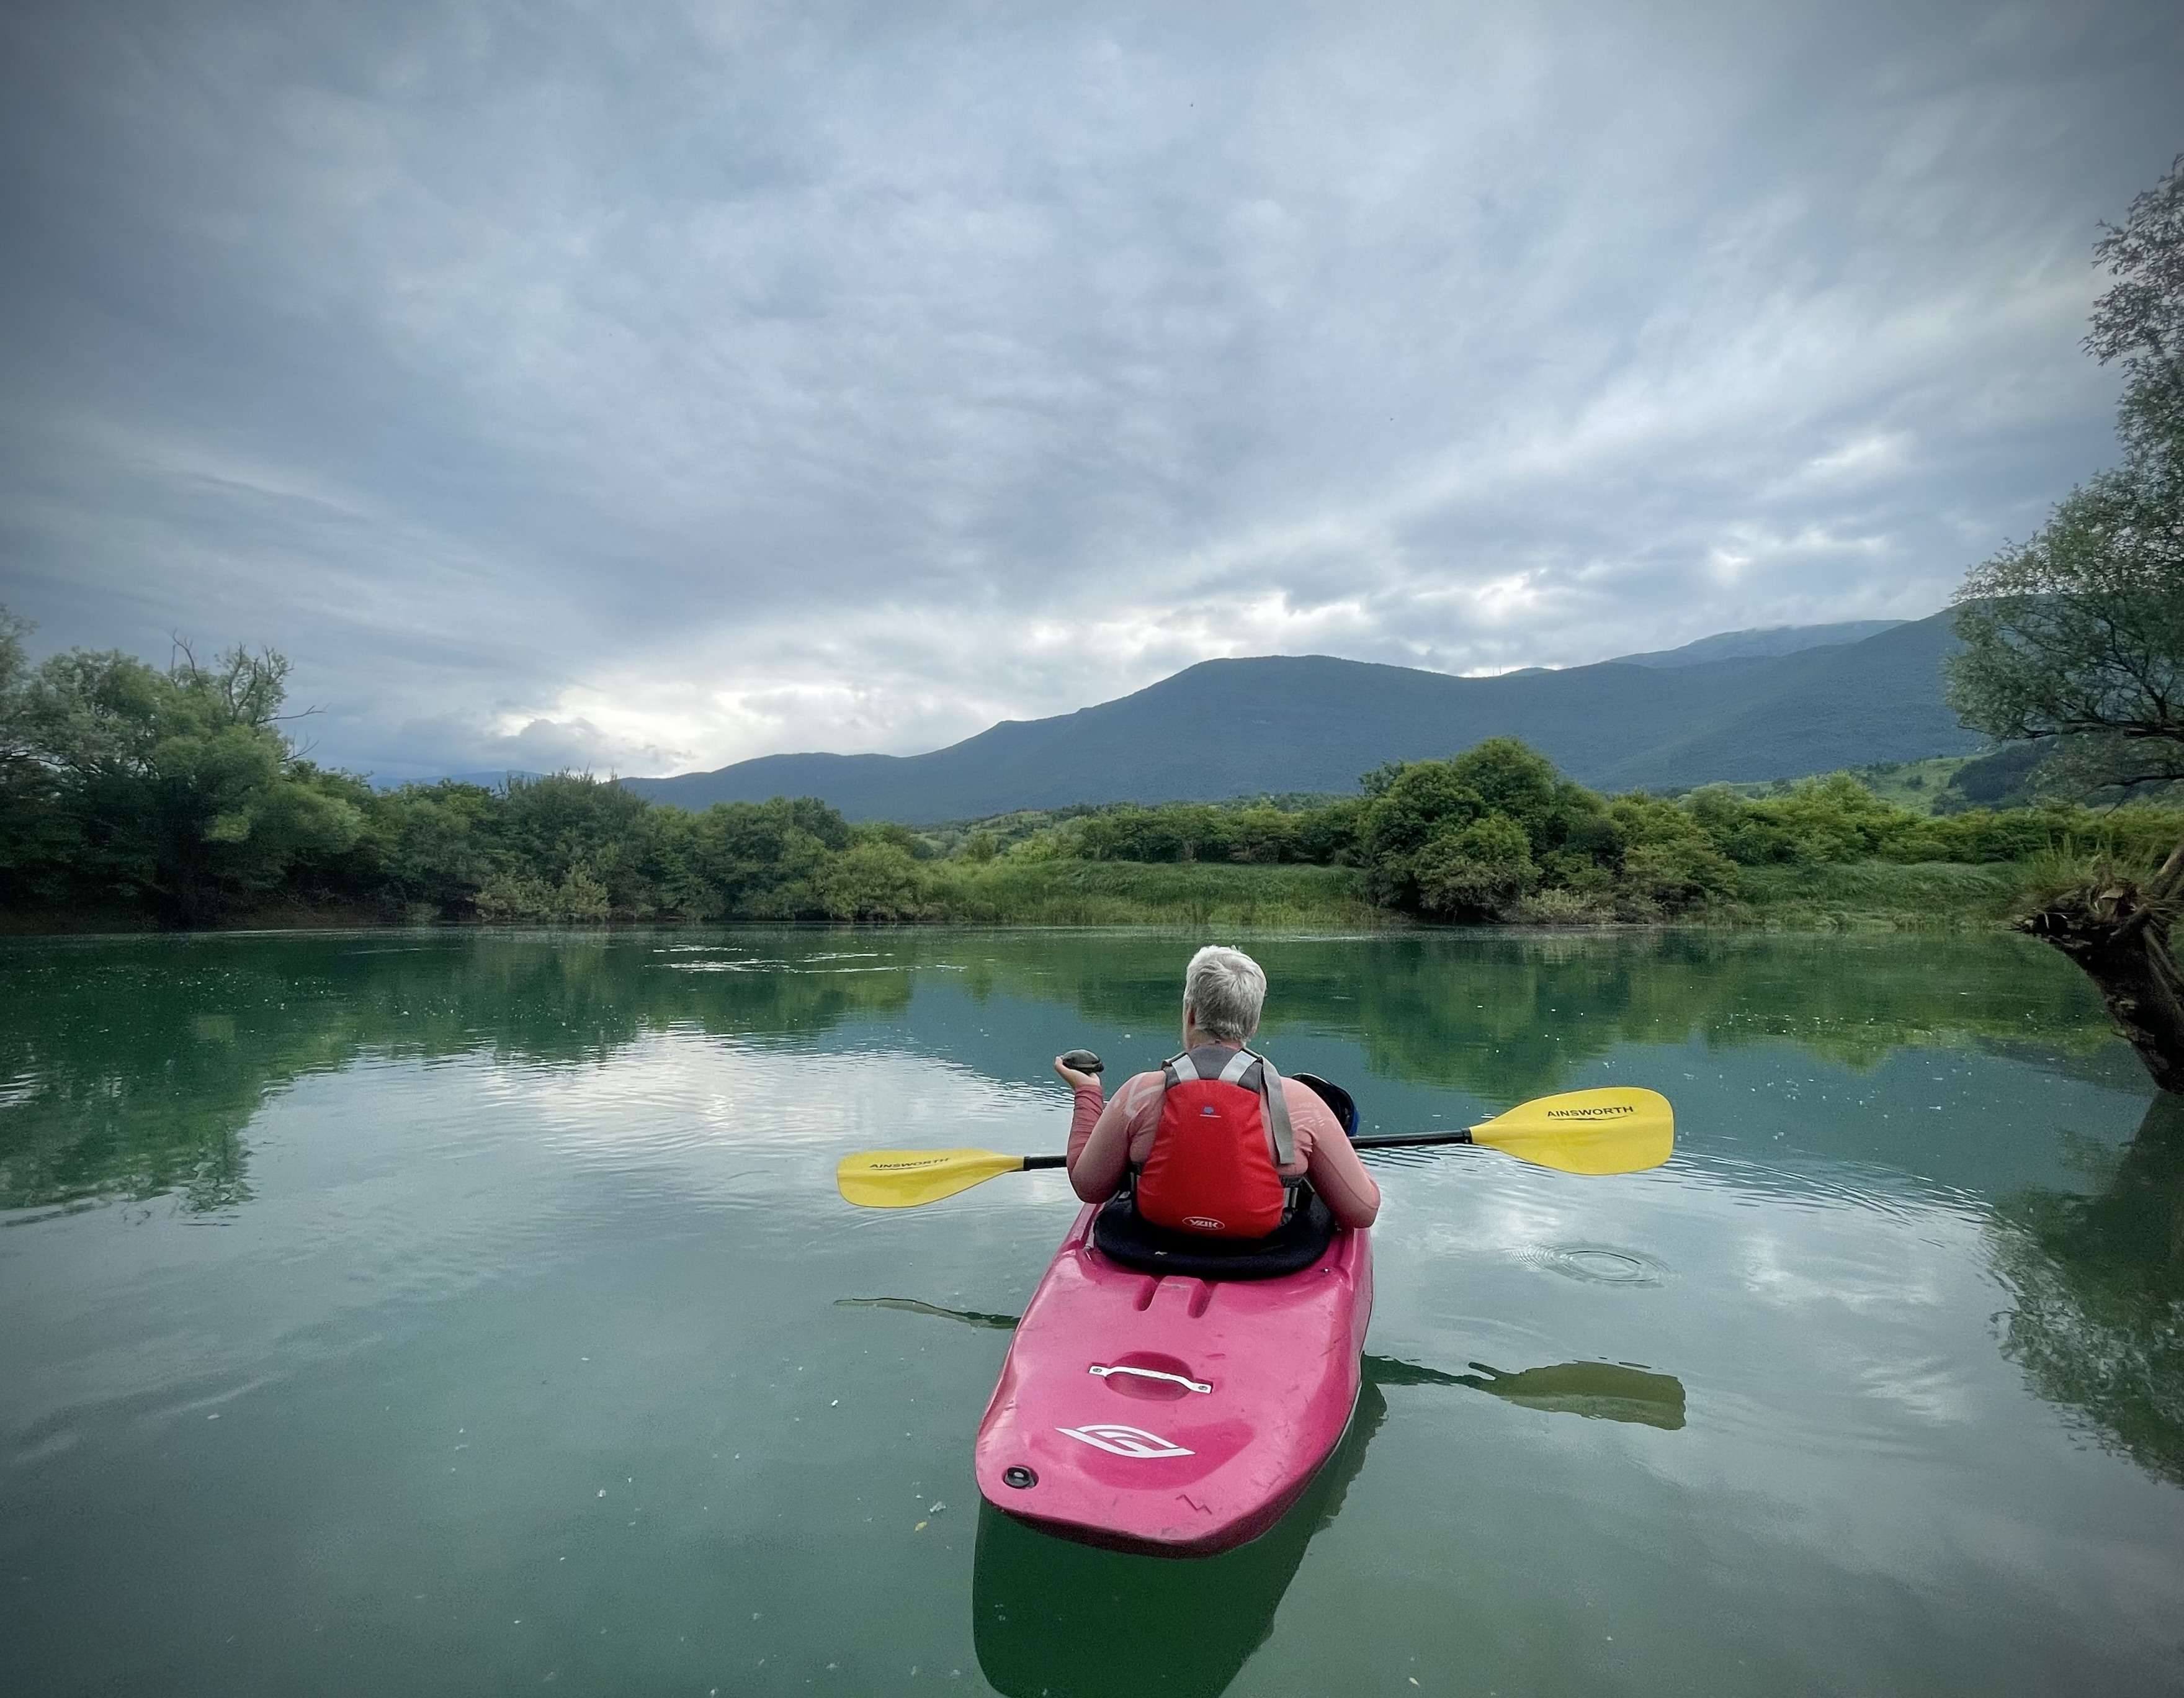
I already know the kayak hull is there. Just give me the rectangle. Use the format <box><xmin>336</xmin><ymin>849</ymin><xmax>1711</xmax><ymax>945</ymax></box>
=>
<box><xmin>973</xmin><ymin>1202</ymin><xmax>1373</xmax><ymax>1558</ymax></box>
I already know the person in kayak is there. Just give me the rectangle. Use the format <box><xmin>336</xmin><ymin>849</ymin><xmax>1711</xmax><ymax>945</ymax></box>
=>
<box><xmin>1054</xmin><ymin>945</ymin><xmax>1381</xmax><ymax>1236</ymax></box>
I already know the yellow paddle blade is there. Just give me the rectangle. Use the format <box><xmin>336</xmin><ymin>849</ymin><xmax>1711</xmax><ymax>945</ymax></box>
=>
<box><xmin>1469</xmin><ymin>1087</ymin><xmax>1674</xmax><ymax>1176</ymax></box>
<box><xmin>836</xmin><ymin>1148</ymin><xmax>1026</xmax><ymax>1208</ymax></box>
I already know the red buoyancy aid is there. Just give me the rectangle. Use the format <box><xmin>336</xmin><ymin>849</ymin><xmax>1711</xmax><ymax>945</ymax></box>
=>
<box><xmin>1134</xmin><ymin>1044</ymin><xmax>1298</xmax><ymax>1239</ymax></box>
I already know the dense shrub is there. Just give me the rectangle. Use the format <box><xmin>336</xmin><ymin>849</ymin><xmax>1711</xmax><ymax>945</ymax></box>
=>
<box><xmin>1415</xmin><ymin>812</ymin><xmax>1539</xmax><ymax>915</ymax></box>
<box><xmin>1032</xmin><ymin>741</ymin><xmax>2184</xmax><ymax>923</ymax></box>
<box><xmin>1072</xmin><ymin>799</ymin><xmax>1352</xmax><ymax>865</ymax></box>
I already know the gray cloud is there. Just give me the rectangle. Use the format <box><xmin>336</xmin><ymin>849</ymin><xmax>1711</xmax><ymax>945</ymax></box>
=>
<box><xmin>1</xmin><ymin>0</ymin><xmax>2179</xmax><ymax>779</ymax></box>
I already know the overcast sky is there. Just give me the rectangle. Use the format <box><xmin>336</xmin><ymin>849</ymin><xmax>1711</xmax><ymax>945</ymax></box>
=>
<box><xmin>1</xmin><ymin>0</ymin><xmax>2179</xmax><ymax>780</ymax></box>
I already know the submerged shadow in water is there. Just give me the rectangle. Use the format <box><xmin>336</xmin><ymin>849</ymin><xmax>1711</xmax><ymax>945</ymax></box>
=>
<box><xmin>832</xmin><ymin>1295</ymin><xmax>1022</xmax><ymax>1329</ymax></box>
<box><xmin>972</xmin><ymin>1381</ymin><xmax>1387</xmax><ymax>1698</ymax></box>
<box><xmin>1446</xmin><ymin>1359</ymin><xmax>1687</xmax><ymax>1430</ymax></box>
<box><xmin>841</xmin><ymin>1297</ymin><xmax>1686</xmax><ymax>1698</ymax></box>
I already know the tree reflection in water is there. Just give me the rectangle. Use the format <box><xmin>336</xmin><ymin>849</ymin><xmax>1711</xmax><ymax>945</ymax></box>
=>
<box><xmin>1</xmin><ymin>927</ymin><xmax>2124</xmax><ymax>1218</ymax></box>
<box><xmin>0</xmin><ymin>932</ymin><xmax>916</xmax><ymax>1217</ymax></box>
<box><xmin>1995</xmin><ymin>1092</ymin><xmax>2184</xmax><ymax>1486</ymax></box>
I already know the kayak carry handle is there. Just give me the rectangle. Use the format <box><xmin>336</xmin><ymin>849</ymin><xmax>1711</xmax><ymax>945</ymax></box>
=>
<box><xmin>1090</xmin><ymin>1364</ymin><xmax>1212</xmax><ymax>1394</ymax></box>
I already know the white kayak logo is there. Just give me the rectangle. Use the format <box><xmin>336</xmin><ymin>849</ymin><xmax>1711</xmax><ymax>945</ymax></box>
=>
<box><xmin>1182</xmin><ymin>1215</ymin><xmax>1224</xmax><ymax>1232</ymax></box>
<box><xmin>1056</xmin><ymin>1422</ymin><xmax>1194</xmax><ymax>1459</ymax></box>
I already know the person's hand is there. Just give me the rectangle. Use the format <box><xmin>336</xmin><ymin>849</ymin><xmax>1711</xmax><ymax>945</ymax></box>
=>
<box><xmin>1053</xmin><ymin>1056</ymin><xmax>1101</xmax><ymax>1092</ymax></box>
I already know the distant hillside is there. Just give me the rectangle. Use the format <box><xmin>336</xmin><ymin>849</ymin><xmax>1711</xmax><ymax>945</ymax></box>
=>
<box><xmin>624</xmin><ymin>612</ymin><xmax>1981</xmax><ymax>823</ymax></box>
<box><xmin>1610</xmin><ymin>619</ymin><xmax>1904</xmax><ymax>668</ymax></box>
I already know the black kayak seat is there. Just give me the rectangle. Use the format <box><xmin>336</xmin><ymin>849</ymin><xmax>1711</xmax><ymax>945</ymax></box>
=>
<box><xmin>1092</xmin><ymin>1190</ymin><xmax>1337</xmax><ymax>1281</ymax></box>
<box><xmin>1290</xmin><ymin>1072</ymin><xmax>1356</xmax><ymax>1136</ymax></box>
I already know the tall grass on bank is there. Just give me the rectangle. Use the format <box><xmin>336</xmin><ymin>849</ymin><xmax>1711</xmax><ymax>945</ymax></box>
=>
<box><xmin>921</xmin><ymin>860</ymin><xmax>1384</xmax><ymax>928</ymax></box>
<box><xmin>1720</xmin><ymin>860</ymin><xmax>2039</xmax><ymax>930</ymax></box>
<box><xmin>930</xmin><ymin>858</ymin><xmax>2051</xmax><ymax>932</ymax></box>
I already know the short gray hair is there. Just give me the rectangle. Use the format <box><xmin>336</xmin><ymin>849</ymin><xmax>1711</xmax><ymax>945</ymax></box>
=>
<box><xmin>1184</xmin><ymin>945</ymin><xmax>1267</xmax><ymax>1042</ymax></box>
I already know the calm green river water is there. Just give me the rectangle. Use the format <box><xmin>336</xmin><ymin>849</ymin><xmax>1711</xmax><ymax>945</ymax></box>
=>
<box><xmin>2</xmin><ymin>928</ymin><xmax>2181</xmax><ymax>1697</ymax></box>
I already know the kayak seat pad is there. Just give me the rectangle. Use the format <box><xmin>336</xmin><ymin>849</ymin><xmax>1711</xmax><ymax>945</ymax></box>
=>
<box><xmin>1092</xmin><ymin>1190</ymin><xmax>1337</xmax><ymax>1281</ymax></box>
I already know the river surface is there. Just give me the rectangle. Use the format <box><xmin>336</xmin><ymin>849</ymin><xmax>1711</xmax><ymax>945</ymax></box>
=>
<box><xmin>2</xmin><ymin>927</ymin><xmax>2180</xmax><ymax>1697</ymax></box>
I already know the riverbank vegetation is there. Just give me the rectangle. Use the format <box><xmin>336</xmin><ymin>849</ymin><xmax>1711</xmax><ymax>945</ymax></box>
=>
<box><xmin>1</xmin><ymin>611</ymin><xmax>2177</xmax><ymax>932</ymax></box>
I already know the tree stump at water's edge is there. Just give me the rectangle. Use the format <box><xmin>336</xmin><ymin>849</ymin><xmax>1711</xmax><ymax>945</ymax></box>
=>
<box><xmin>2018</xmin><ymin>840</ymin><xmax>2184</xmax><ymax>1097</ymax></box>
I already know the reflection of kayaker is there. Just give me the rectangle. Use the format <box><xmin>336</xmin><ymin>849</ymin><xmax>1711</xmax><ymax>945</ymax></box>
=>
<box><xmin>1056</xmin><ymin>945</ymin><xmax>1381</xmax><ymax>1241</ymax></box>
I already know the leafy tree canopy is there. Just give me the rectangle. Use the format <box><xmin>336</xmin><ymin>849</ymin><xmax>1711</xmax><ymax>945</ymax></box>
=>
<box><xmin>1949</xmin><ymin>155</ymin><xmax>2184</xmax><ymax>797</ymax></box>
<box><xmin>1944</xmin><ymin>155</ymin><xmax>2184</xmax><ymax>1096</ymax></box>
<box><xmin>2088</xmin><ymin>155</ymin><xmax>2184</xmax><ymax>467</ymax></box>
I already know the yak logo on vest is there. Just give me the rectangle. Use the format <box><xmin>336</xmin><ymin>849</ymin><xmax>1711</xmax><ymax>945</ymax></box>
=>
<box><xmin>1181</xmin><ymin>1215</ymin><xmax>1225</xmax><ymax>1232</ymax></box>
<box><xmin>1055</xmin><ymin>1423</ymin><xmax>1196</xmax><ymax>1459</ymax></box>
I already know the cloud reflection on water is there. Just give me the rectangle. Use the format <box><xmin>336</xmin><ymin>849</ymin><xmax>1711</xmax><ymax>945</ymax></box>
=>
<box><xmin>0</xmin><ymin>928</ymin><xmax>2180</xmax><ymax>1695</ymax></box>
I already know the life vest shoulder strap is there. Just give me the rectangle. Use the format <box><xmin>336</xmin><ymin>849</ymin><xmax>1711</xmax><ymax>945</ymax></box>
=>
<box><xmin>1253</xmin><ymin>1047</ymin><xmax>1297</xmax><ymax>1169</ymax></box>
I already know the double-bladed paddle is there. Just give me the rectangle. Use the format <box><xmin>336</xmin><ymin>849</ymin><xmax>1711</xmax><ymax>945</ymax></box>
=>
<box><xmin>835</xmin><ymin>1084</ymin><xmax>1673</xmax><ymax>1208</ymax></box>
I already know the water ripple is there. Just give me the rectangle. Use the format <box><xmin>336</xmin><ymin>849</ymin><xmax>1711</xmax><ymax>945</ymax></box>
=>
<box><xmin>1522</xmin><ymin>1242</ymin><xmax>1672</xmax><ymax>1286</ymax></box>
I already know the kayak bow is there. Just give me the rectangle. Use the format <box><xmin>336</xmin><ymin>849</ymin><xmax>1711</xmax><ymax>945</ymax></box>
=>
<box><xmin>973</xmin><ymin>1203</ymin><xmax>1372</xmax><ymax>1557</ymax></box>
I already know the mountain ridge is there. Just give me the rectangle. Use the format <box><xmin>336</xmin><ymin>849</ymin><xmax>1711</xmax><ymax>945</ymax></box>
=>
<box><xmin>622</xmin><ymin>611</ymin><xmax>1979</xmax><ymax>823</ymax></box>
<box><xmin>1609</xmin><ymin>619</ymin><xmax>1905</xmax><ymax>668</ymax></box>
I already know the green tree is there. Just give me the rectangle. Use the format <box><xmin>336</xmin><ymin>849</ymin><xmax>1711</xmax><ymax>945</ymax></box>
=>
<box><xmin>2089</xmin><ymin>153</ymin><xmax>2184</xmax><ymax>474</ymax></box>
<box><xmin>817</xmin><ymin>832</ymin><xmax>928</xmax><ymax>919</ymax></box>
<box><xmin>1446</xmin><ymin>737</ymin><xmax>1559</xmax><ymax>829</ymax></box>
<box><xmin>356</xmin><ymin>782</ymin><xmax>501</xmax><ymax>917</ymax></box>
<box><xmin>686</xmin><ymin>795</ymin><xmax>848</xmax><ymax>917</ymax></box>
<box><xmin>1290</xmin><ymin>797</ymin><xmax>1363</xmax><ymax>864</ymax></box>
<box><xmin>0</xmin><ymin>609</ymin><xmax>78</xmax><ymax>905</ymax></box>
<box><xmin>1608</xmin><ymin>794</ymin><xmax>1739</xmax><ymax>909</ymax></box>
<box><xmin>1413</xmin><ymin>812</ymin><xmax>1539</xmax><ymax>916</ymax></box>
<box><xmin>1946</xmin><ymin>156</ymin><xmax>2184</xmax><ymax>1092</ymax></box>
<box><xmin>1354</xmin><ymin>742</ymin><xmax>1741</xmax><ymax>920</ymax></box>
<box><xmin>1358</xmin><ymin>763</ymin><xmax>1486</xmax><ymax>905</ymax></box>
<box><xmin>11</xmin><ymin>636</ymin><xmax>359</xmax><ymax>923</ymax></box>
<box><xmin>1949</xmin><ymin>467</ymin><xmax>2184</xmax><ymax>796</ymax></box>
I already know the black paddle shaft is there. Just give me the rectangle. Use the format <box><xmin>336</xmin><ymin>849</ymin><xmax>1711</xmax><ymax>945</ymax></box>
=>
<box><xmin>1038</xmin><ymin>1049</ymin><xmax>1469</xmax><ymax>1163</ymax></box>
<box><xmin>1021</xmin><ymin>1133</ymin><xmax>1472</xmax><ymax>1169</ymax></box>
<box><xmin>1351</xmin><ymin>1130</ymin><xmax>1475</xmax><ymax>1151</ymax></box>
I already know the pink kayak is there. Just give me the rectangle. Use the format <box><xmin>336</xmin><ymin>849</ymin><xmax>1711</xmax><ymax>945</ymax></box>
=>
<box><xmin>972</xmin><ymin>1197</ymin><xmax>1374</xmax><ymax>1557</ymax></box>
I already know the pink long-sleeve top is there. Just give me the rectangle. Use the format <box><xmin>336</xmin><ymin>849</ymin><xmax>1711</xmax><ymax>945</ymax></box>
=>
<box><xmin>1066</xmin><ymin>1068</ymin><xmax>1382</xmax><ymax>1229</ymax></box>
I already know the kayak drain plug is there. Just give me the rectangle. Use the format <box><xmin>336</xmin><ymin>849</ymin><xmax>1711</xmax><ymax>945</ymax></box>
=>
<box><xmin>1002</xmin><ymin>1466</ymin><xmax>1037</xmax><ymax>1489</ymax></box>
